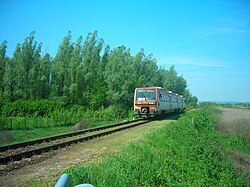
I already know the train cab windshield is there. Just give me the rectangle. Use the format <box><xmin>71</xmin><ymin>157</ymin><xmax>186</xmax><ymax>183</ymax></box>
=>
<box><xmin>136</xmin><ymin>89</ymin><xmax>155</xmax><ymax>101</ymax></box>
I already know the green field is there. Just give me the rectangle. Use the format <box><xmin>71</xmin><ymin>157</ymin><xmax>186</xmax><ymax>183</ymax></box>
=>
<box><xmin>0</xmin><ymin>118</ymin><xmax>122</xmax><ymax>146</ymax></box>
<box><xmin>63</xmin><ymin>108</ymin><xmax>249</xmax><ymax>186</ymax></box>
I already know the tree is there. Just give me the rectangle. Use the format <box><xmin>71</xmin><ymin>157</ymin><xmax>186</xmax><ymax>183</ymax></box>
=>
<box><xmin>1</xmin><ymin>30</ymin><xmax>198</xmax><ymax>112</ymax></box>
<box><xmin>51</xmin><ymin>31</ymin><xmax>74</xmax><ymax>100</ymax></box>
<box><xmin>4</xmin><ymin>31</ymin><xmax>43</xmax><ymax>100</ymax></box>
<box><xmin>104</xmin><ymin>45</ymin><xmax>135</xmax><ymax>108</ymax></box>
<box><xmin>69</xmin><ymin>36</ymin><xmax>83</xmax><ymax>104</ymax></box>
<box><xmin>39</xmin><ymin>53</ymin><xmax>51</xmax><ymax>99</ymax></box>
<box><xmin>81</xmin><ymin>31</ymin><xmax>105</xmax><ymax>108</ymax></box>
<box><xmin>162</xmin><ymin>65</ymin><xmax>187</xmax><ymax>95</ymax></box>
<box><xmin>189</xmin><ymin>96</ymin><xmax>198</xmax><ymax>107</ymax></box>
<box><xmin>7</xmin><ymin>43</ymin><xmax>23</xmax><ymax>100</ymax></box>
<box><xmin>20</xmin><ymin>31</ymin><xmax>41</xmax><ymax>99</ymax></box>
<box><xmin>183</xmin><ymin>89</ymin><xmax>198</xmax><ymax>106</ymax></box>
<box><xmin>156</xmin><ymin>67</ymin><xmax>167</xmax><ymax>88</ymax></box>
<box><xmin>0</xmin><ymin>41</ymin><xmax>8</xmax><ymax>98</ymax></box>
<box><xmin>29</xmin><ymin>42</ymin><xmax>42</xmax><ymax>99</ymax></box>
<box><xmin>175</xmin><ymin>75</ymin><xmax>187</xmax><ymax>95</ymax></box>
<box><xmin>164</xmin><ymin>65</ymin><xmax>178</xmax><ymax>92</ymax></box>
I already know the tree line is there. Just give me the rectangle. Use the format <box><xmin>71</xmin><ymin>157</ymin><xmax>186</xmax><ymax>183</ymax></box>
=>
<box><xmin>0</xmin><ymin>31</ymin><xmax>198</xmax><ymax>112</ymax></box>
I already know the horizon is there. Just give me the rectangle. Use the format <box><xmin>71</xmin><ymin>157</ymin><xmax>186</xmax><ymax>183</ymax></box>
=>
<box><xmin>199</xmin><ymin>100</ymin><xmax>250</xmax><ymax>104</ymax></box>
<box><xmin>1</xmin><ymin>0</ymin><xmax>250</xmax><ymax>102</ymax></box>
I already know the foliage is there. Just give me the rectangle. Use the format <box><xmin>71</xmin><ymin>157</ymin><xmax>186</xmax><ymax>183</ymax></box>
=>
<box><xmin>0</xmin><ymin>102</ymin><xmax>130</xmax><ymax>131</ymax></box>
<box><xmin>1</xmin><ymin>99</ymin><xmax>63</xmax><ymax>117</ymax></box>
<box><xmin>64</xmin><ymin>109</ymin><xmax>247</xmax><ymax>186</ymax></box>
<box><xmin>0</xmin><ymin>31</ymin><xmax>198</xmax><ymax>112</ymax></box>
<box><xmin>0</xmin><ymin>113</ymin><xmax>121</xmax><ymax>145</ymax></box>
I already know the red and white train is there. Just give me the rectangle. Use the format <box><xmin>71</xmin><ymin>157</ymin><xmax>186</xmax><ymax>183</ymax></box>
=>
<box><xmin>134</xmin><ymin>87</ymin><xmax>185</xmax><ymax>117</ymax></box>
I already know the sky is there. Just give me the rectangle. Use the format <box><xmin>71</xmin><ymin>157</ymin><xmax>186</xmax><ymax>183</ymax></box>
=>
<box><xmin>0</xmin><ymin>0</ymin><xmax>250</xmax><ymax>102</ymax></box>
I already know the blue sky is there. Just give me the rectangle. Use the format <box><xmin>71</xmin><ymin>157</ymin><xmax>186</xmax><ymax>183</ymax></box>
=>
<box><xmin>0</xmin><ymin>0</ymin><xmax>250</xmax><ymax>102</ymax></box>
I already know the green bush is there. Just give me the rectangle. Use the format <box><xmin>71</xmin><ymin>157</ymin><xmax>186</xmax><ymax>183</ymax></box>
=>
<box><xmin>1</xmin><ymin>100</ymin><xmax>63</xmax><ymax>117</ymax></box>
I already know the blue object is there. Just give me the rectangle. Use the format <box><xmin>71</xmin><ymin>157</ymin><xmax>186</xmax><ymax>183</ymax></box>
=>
<box><xmin>54</xmin><ymin>174</ymin><xmax>94</xmax><ymax>187</ymax></box>
<box><xmin>54</xmin><ymin>174</ymin><xmax>70</xmax><ymax>187</ymax></box>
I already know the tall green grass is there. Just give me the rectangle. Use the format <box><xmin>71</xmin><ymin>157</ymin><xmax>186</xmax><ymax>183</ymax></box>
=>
<box><xmin>64</xmin><ymin>109</ymin><xmax>247</xmax><ymax>186</ymax></box>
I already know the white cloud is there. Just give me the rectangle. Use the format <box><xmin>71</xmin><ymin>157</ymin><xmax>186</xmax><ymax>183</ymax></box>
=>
<box><xmin>199</xmin><ymin>27</ymin><xmax>250</xmax><ymax>37</ymax></box>
<box><xmin>157</xmin><ymin>56</ymin><xmax>227</xmax><ymax>68</ymax></box>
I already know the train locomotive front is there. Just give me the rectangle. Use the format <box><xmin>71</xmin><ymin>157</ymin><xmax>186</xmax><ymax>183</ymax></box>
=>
<box><xmin>134</xmin><ymin>87</ymin><xmax>159</xmax><ymax>118</ymax></box>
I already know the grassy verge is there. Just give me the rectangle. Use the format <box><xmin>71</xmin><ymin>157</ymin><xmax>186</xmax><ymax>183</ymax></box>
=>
<box><xmin>0</xmin><ymin>118</ymin><xmax>121</xmax><ymax>146</ymax></box>
<box><xmin>63</xmin><ymin>109</ymin><xmax>249</xmax><ymax>186</ymax></box>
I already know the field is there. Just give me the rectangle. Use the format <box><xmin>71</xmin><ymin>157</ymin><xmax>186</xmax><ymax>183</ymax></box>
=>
<box><xmin>0</xmin><ymin>117</ymin><xmax>174</xmax><ymax>186</ymax></box>
<box><xmin>217</xmin><ymin>107</ymin><xmax>250</xmax><ymax>183</ymax></box>
<box><xmin>63</xmin><ymin>108</ymin><xmax>249</xmax><ymax>186</ymax></box>
<box><xmin>218</xmin><ymin>107</ymin><xmax>250</xmax><ymax>145</ymax></box>
<box><xmin>0</xmin><ymin>101</ymin><xmax>131</xmax><ymax>146</ymax></box>
<box><xmin>1</xmin><ymin>107</ymin><xmax>249</xmax><ymax>186</ymax></box>
<box><xmin>0</xmin><ymin>118</ymin><xmax>123</xmax><ymax>146</ymax></box>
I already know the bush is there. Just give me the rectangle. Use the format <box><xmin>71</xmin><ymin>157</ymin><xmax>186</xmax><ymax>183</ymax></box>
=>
<box><xmin>1</xmin><ymin>100</ymin><xmax>63</xmax><ymax>117</ymax></box>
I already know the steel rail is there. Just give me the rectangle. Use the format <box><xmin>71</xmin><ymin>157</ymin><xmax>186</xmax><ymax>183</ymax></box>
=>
<box><xmin>0</xmin><ymin>119</ymin><xmax>152</xmax><ymax>164</ymax></box>
<box><xmin>0</xmin><ymin>118</ymin><xmax>144</xmax><ymax>152</ymax></box>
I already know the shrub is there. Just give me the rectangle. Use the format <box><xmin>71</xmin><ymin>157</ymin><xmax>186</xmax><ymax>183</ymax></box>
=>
<box><xmin>1</xmin><ymin>100</ymin><xmax>63</xmax><ymax>117</ymax></box>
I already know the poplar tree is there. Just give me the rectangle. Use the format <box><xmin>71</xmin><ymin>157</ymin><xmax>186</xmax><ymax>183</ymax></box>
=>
<box><xmin>51</xmin><ymin>31</ymin><xmax>74</xmax><ymax>100</ymax></box>
<box><xmin>3</xmin><ymin>43</ymin><xmax>24</xmax><ymax>101</ymax></box>
<box><xmin>39</xmin><ymin>53</ymin><xmax>51</xmax><ymax>99</ymax></box>
<box><xmin>1</xmin><ymin>30</ymin><xmax>197</xmax><ymax>108</ymax></box>
<box><xmin>0</xmin><ymin>41</ymin><xmax>7</xmax><ymax>97</ymax></box>
<box><xmin>69</xmin><ymin>36</ymin><xmax>82</xmax><ymax>104</ymax></box>
<box><xmin>104</xmin><ymin>45</ymin><xmax>135</xmax><ymax>108</ymax></box>
<box><xmin>82</xmin><ymin>31</ymin><xmax>105</xmax><ymax>109</ymax></box>
<box><xmin>29</xmin><ymin>42</ymin><xmax>42</xmax><ymax>99</ymax></box>
<box><xmin>20</xmin><ymin>31</ymin><xmax>39</xmax><ymax>99</ymax></box>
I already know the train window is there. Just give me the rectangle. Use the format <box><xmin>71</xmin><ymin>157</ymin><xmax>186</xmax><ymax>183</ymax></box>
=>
<box><xmin>137</xmin><ymin>90</ymin><xmax>145</xmax><ymax>101</ymax></box>
<box><xmin>136</xmin><ymin>89</ymin><xmax>155</xmax><ymax>101</ymax></box>
<box><xmin>166</xmin><ymin>95</ymin><xmax>170</xmax><ymax>102</ymax></box>
<box><xmin>146</xmin><ymin>90</ymin><xmax>155</xmax><ymax>100</ymax></box>
<box><xmin>172</xmin><ymin>97</ymin><xmax>176</xmax><ymax>102</ymax></box>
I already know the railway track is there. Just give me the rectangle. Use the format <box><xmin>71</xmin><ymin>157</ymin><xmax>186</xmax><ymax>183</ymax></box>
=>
<box><xmin>0</xmin><ymin>118</ymin><xmax>152</xmax><ymax>165</ymax></box>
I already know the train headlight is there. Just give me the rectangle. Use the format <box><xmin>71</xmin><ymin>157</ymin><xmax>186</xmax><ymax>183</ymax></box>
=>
<box><xmin>137</xmin><ymin>101</ymin><xmax>142</xmax><ymax>104</ymax></box>
<box><xmin>149</xmin><ymin>101</ymin><xmax>154</xmax><ymax>104</ymax></box>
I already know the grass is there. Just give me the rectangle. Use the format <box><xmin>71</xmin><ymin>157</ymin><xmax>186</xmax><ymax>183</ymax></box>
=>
<box><xmin>217</xmin><ymin>108</ymin><xmax>250</xmax><ymax>150</ymax></box>
<box><xmin>0</xmin><ymin>118</ymin><xmax>122</xmax><ymax>146</ymax></box>
<box><xmin>0</xmin><ymin>125</ymin><xmax>72</xmax><ymax>146</ymax></box>
<box><xmin>63</xmin><ymin>109</ymin><xmax>248</xmax><ymax>186</ymax></box>
<box><xmin>215</xmin><ymin>107</ymin><xmax>250</xmax><ymax>184</ymax></box>
<box><xmin>20</xmin><ymin>119</ymin><xmax>174</xmax><ymax>187</ymax></box>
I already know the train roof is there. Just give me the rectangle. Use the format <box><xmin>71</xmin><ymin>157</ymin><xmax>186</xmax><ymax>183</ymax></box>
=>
<box><xmin>135</xmin><ymin>87</ymin><xmax>184</xmax><ymax>98</ymax></box>
<box><xmin>135</xmin><ymin>87</ymin><xmax>163</xmax><ymax>90</ymax></box>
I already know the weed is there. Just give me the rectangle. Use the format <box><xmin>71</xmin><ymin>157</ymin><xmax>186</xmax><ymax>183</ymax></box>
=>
<box><xmin>0</xmin><ymin>131</ymin><xmax>14</xmax><ymax>144</ymax></box>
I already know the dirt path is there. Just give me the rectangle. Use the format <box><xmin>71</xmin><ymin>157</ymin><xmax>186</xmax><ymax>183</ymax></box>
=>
<box><xmin>0</xmin><ymin>119</ymin><xmax>173</xmax><ymax>187</ymax></box>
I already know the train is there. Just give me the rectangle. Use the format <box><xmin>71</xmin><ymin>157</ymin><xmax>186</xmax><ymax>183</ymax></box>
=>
<box><xmin>134</xmin><ymin>87</ymin><xmax>185</xmax><ymax>117</ymax></box>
